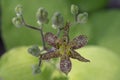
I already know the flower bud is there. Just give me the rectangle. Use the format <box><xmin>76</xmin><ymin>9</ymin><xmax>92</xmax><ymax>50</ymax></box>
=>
<box><xmin>36</xmin><ymin>8</ymin><xmax>48</xmax><ymax>25</ymax></box>
<box><xmin>32</xmin><ymin>64</ymin><xmax>41</xmax><ymax>74</ymax></box>
<box><xmin>12</xmin><ymin>17</ymin><xmax>23</xmax><ymax>28</ymax></box>
<box><xmin>28</xmin><ymin>45</ymin><xmax>40</xmax><ymax>57</ymax></box>
<box><xmin>71</xmin><ymin>4</ymin><xmax>79</xmax><ymax>15</ymax></box>
<box><xmin>77</xmin><ymin>12</ymin><xmax>88</xmax><ymax>24</ymax></box>
<box><xmin>52</xmin><ymin>12</ymin><xmax>64</xmax><ymax>29</ymax></box>
<box><xmin>15</xmin><ymin>4</ymin><xmax>23</xmax><ymax>17</ymax></box>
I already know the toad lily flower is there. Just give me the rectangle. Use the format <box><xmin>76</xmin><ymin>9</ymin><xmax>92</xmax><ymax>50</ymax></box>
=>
<box><xmin>40</xmin><ymin>22</ymin><xmax>90</xmax><ymax>75</ymax></box>
<box><xmin>13</xmin><ymin>4</ymin><xmax>90</xmax><ymax>75</ymax></box>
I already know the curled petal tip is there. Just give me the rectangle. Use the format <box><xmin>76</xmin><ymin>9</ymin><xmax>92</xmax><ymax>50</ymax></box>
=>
<box><xmin>83</xmin><ymin>59</ymin><xmax>90</xmax><ymax>62</ymax></box>
<box><xmin>86</xmin><ymin>59</ymin><xmax>90</xmax><ymax>62</ymax></box>
<box><xmin>70</xmin><ymin>50</ymin><xmax>90</xmax><ymax>62</ymax></box>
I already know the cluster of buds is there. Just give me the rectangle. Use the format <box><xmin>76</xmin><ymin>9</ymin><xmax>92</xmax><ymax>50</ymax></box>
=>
<box><xmin>71</xmin><ymin>4</ymin><xmax>88</xmax><ymax>23</ymax></box>
<box><xmin>12</xmin><ymin>5</ymin><xmax>24</xmax><ymax>27</ymax></box>
<box><xmin>12</xmin><ymin>4</ymin><xmax>90</xmax><ymax>75</ymax></box>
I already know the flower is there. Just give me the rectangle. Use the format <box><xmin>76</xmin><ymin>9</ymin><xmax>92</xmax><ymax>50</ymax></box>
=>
<box><xmin>32</xmin><ymin>64</ymin><xmax>41</xmax><ymax>74</ymax></box>
<box><xmin>52</xmin><ymin>12</ymin><xmax>64</xmax><ymax>29</ymax></box>
<box><xmin>77</xmin><ymin>12</ymin><xmax>88</xmax><ymax>24</ymax></box>
<box><xmin>12</xmin><ymin>17</ymin><xmax>23</xmax><ymax>28</ymax></box>
<box><xmin>28</xmin><ymin>45</ymin><xmax>40</xmax><ymax>57</ymax></box>
<box><xmin>15</xmin><ymin>4</ymin><xmax>23</xmax><ymax>17</ymax></box>
<box><xmin>71</xmin><ymin>4</ymin><xmax>79</xmax><ymax>15</ymax></box>
<box><xmin>40</xmin><ymin>22</ymin><xmax>90</xmax><ymax>75</ymax></box>
<box><xmin>36</xmin><ymin>7</ymin><xmax>49</xmax><ymax>25</ymax></box>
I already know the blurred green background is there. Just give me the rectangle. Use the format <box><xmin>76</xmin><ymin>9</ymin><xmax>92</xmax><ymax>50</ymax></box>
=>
<box><xmin>0</xmin><ymin>0</ymin><xmax>120</xmax><ymax>80</ymax></box>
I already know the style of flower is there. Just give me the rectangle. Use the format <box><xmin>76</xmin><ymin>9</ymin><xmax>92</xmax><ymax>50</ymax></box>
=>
<box><xmin>40</xmin><ymin>22</ymin><xmax>90</xmax><ymax>75</ymax></box>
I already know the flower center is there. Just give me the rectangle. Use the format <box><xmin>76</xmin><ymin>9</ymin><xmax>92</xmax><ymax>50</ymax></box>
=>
<box><xmin>59</xmin><ymin>42</ymin><xmax>71</xmax><ymax>55</ymax></box>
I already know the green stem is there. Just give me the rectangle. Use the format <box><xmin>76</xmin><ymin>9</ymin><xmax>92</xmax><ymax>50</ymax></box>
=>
<box><xmin>39</xmin><ymin>25</ymin><xmax>46</xmax><ymax>50</ymax></box>
<box><xmin>56</xmin><ymin>28</ymin><xmax>61</xmax><ymax>37</ymax></box>
<box><xmin>74</xmin><ymin>14</ymin><xmax>77</xmax><ymax>22</ymax></box>
<box><xmin>21</xmin><ymin>15</ymin><xmax>47</xmax><ymax>50</ymax></box>
<box><xmin>38</xmin><ymin>55</ymin><xmax>42</xmax><ymax>67</ymax></box>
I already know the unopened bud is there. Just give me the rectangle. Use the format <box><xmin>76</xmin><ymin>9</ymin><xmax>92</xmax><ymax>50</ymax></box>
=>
<box><xmin>32</xmin><ymin>64</ymin><xmax>41</xmax><ymax>74</ymax></box>
<box><xmin>52</xmin><ymin>12</ymin><xmax>64</xmax><ymax>29</ymax></box>
<box><xmin>77</xmin><ymin>12</ymin><xmax>88</xmax><ymax>24</ymax></box>
<box><xmin>28</xmin><ymin>45</ymin><xmax>40</xmax><ymax>57</ymax></box>
<box><xmin>15</xmin><ymin>4</ymin><xmax>23</xmax><ymax>17</ymax></box>
<box><xmin>12</xmin><ymin>17</ymin><xmax>23</xmax><ymax>28</ymax></box>
<box><xmin>71</xmin><ymin>4</ymin><xmax>79</xmax><ymax>15</ymax></box>
<box><xmin>36</xmin><ymin>8</ymin><xmax>48</xmax><ymax>25</ymax></box>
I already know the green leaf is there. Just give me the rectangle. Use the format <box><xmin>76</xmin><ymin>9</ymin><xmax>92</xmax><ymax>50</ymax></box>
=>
<box><xmin>0</xmin><ymin>46</ymin><xmax>120</xmax><ymax>80</ymax></box>
<box><xmin>69</xmin><ymin>46</ymin><xmax>120</xmax><ymax>80</ymax></box>
<box><xmin>0</xmin><ymin>47</ymin><xmax>66</xmax><ymax>80</ymax></box>
<box><xmin>89</xmin><ymin>10</ymin><xmax>120</xmax><ymax>54</ymax></box>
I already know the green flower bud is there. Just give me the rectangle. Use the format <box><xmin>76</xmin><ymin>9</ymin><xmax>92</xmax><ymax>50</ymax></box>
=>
<box><xmin>32</xmin><ymin>64</ymin><xmax>41</xmax><ymax>74</ymax></box>
<box><xmin>28</xmin><ymin>45</ymin><xmax>40</xmax><ymax>57</ymax></box>
<box><xmin>77</xmin><ymin>12</ymin><xmax>88</xmax><ymax>24</ymax></box>
<box><xmin>52</xmin><ymin>12</ymin><xmax>64</xmax><ymax>29</ymax></box>
<box><xmin>15</xmin><ymin>4</ymin><xmax>23</xmax><ymax>17</ymax></box>
<box><xmin>71</xmin><ymin>4</ymin><xmax>79</xmax><ymax>15</ymax></box>
<box><xmin>36</xmin><ymin>7</ymin><xmax>48</xmax><ymax>25</ymax></box>
<box><xmin>12</xmin><ymin>17</ymin><xmax>23</xmax><ymax>28</ymax></box>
